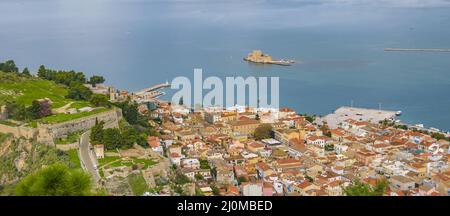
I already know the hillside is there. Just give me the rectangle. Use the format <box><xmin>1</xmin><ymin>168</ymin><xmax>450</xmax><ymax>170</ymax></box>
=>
<box><xmin>0</xmin><ymin>71</ymin><xmax>89</xmax><ymax>109</ymax></box>
<box><xmin>0</xmin><ymin>132</ymin><xmax>80</xmax><ymax>195</ymax></box>
<box><xmin>0</xmin><ymin>71</ymin><xmax>112</xmax><ymax>126</ymax></box>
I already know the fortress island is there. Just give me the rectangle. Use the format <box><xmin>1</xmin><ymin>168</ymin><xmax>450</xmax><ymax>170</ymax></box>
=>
<box><xmin>244</xmin><ymin>50</ymin><xmax>295</xmax><ymax>66</ymax></box>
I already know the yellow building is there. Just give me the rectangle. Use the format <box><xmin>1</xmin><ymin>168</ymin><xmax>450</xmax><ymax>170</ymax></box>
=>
<box><xmin>274</xmin><ymin>128</ymin><xmax>305</xmax><ymax>144</ymax></box>
<box><xmin>230</xmin><ymin>119</ymin><xmax>260</xmax><ymax>136</ymax></box>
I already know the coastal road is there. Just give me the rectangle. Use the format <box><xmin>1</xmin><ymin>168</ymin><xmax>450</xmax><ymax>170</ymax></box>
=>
<box><xmin>79</xmin><ymin>130</ymin><xmax>100</xmax><ymax>185</ymax></box>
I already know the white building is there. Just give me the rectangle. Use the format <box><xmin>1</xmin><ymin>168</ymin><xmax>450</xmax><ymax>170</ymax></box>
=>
<box><xmin>181</xmin><ymin>158</ymin><xmax>200</xmax><ymax>169</ymax></box>
<box><xmin>241</xmin><ymin>182</ymin><xmax>263</xmax><ymax>196</ymax></box>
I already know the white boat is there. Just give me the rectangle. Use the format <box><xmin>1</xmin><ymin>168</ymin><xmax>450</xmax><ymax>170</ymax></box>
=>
<box><xmin>395</xmin><ymin>110</ymin><xmax>402</xmax><ymax>116</ymax></box>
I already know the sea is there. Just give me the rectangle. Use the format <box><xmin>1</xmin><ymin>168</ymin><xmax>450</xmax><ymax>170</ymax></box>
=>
<box><xmin>1</xmin><ymin>0</ymin><xmax>450</xmax><ymax>131</ymax></box>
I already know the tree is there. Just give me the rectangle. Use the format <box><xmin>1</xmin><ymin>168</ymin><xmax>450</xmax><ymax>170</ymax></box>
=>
<box><xmin>30</xmin><ymin>99</ymin><xmax>52</xmax><ymax>119</ymax></box>
<box><xmin>324</xmin><ymin>143</ymin><xmax>334</xmax><ymax>151</ymax></box>
<box><xmin>15</xmin><ymin>163</ymin><xmax>92</xmax><ymax>196</ymax></box>
<box><xmin>121</xmin><ymin>127</ymin><xmax>139</xmax><ymax>149</ymax></box>
<box><xmin>5</xmin><ymin>101</ymin><xmax>31</xmax><ymax>121</ymax></box>
<box><xmin>102</xmin><ymin>128</ymin><xmax>123</xmax><ymax>150</ymax></box>
<box><xmin>116</xmin><ymin>101</ymin><xmax>140</xmax><ymax>125</ymax></box>
<box><xmin>254</xmin><ymin>123</ymin><xmax>273</xmax><ymax>140</ymax></box>
<box><xmin>0</xmin><ymin>60</ymin><xmax>19</xmax><ymax>73</ymax></box>
<box><xmin>194</xmin><ymin>173</ymin><xmax>204</xmax><ymax>181</ymax></box>
<box><xmin>27</xmin><ymin>100</ymin><xmax>42</xmax><ymax>119</ymax></box>
<box><xmin>343</xmin><ymin>179</ymin><xmax>388</xmax><ymax>196</ymax></box>
<box><xmin>22</xmin><ymin>67</ymin><xmax>31</xmax><ymax>77</ymax></box>
<box><xmin>174</xmin><ymin>173</ymin><xmax>191</xmax><ymax>185</ymax></box>
<box><xmin>90</xmin><ymin>94</ymin><xmax>110</xmax><ymax>107</ymax></box>
<box><xmin>321</xmin><ymin>122</ymin><xmax>331</xmax><ymax>137</ymax></box>
<box><xmin>200</xmin><ymin>159</ymin><xmax>211</xmax><ymax>169</ymax></box>
<box><xmin>173</xmin><ymin>185</ymin><xmax>184</xmax><ymax>195</ymax></box>
<box><xmin>301</xmin><ymin>114</ymin><xmax>316</xmax><ymax>123</ymax></box>
<box><xmin>89</xmin><ymin>75</ymin><xmax>105</xmax><ymax>87</ymax></box>
<box><xmin>67</xmin><ymin>82</ymin><xmax>92</xmax><ymax>100</ymax></box>
<box><xmin>431</xmin><ymin>132</ymin><xmax>445</xmax><ymax>140</ymax></box>
<box><xmin>305</xmin><ymin>175</ymin><xmax>314</xmax><ymax>182</ymax></box>
<box><xmin>37</xmin><ymin>65</ymin><xmax>47</xmax><ymax>78</ymax></box>
<box><xmin>237</xmin><ymin>176</ymin><xmax>247</xmax><ymax>185</ymax></box>
<box><xmin>90</xmin><ymin>120</ymin><xmax>105</xmax><ymax>144</ymax></box>
<box><xmin>211</xmin><ymin>184</ymin><xmax>220</xmax><ymax>196</ymax></box>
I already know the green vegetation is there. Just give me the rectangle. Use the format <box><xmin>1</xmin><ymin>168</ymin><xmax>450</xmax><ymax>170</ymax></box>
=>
<box><xmin>343</xmin><ymin>179</ymin><xmax>388</xmax><ymax>196</ymax></box>
<box><xmin>1</xmin><ymin>71</ymin><xmax>74</xmax><ymax>108</ymax></box>
<box><xmin>132</xmin><ymin>158</ymin><xmax>157</xmax><ymax>169</ymax></box>
<box><xmin>114</xmin><ymin>100</ymin><xmax>141</xmax><ymax>125</ymax></box>
<box><xmin>37</xmin><ymin>65</ymin><xmax>86</xmax><ymax>86</ymax></box>
<box><xmin>431</xmin><ymin>132</ymin><xmax>450</xmax><ymax>141</ymax></box>
<box><xmin>253</xmin><ymin>123</ymin><xmax>273</xmax><ymax>140</ymax></box>
<box><xmin>211</xmin><ymin>184</ymin><xmax>220</xmax><ymax>196</ymax></box>
<box><xmin>34</xmin><ymin>108</ymin><xmax>109</xmax><ymax>124</ymax></box>
<box><xmin>55</xmin><ymin>131</ymin><xmax>82</xmax><ymax>145</ymax></box>
<box><xmin>321</xmin><ymin>123</ymin><xmax>331</xmax><ymax>137</ymax></box>
<box><xmin>90</xmin><ymin>119</ymin><xmax>148</xmax><ymax>151</ymax></box>
<box><xmin>90</xmin><ymin>94</ymin><xmax>111</xmax><ymax>107</ymax></box>
<box><xmin>174</xmin><ymin>173</ymin><xmax>191</xmax><ymax>185</ymax></box>
<box><xmin>66</xmin><ymin>82</ymin><xmax>92</xmax><ymax>100</ymax></box>
<box><xmin>325</xmin><ymin>144</ymin><xmax>334</xmax><ymax>151</ymax></box>
<box><xmin>103</xmin><ymin>128</ymin><xmax>128</xmax><ymax>150</ymax></box>
<box><xmin>66</xmin><ymin>149</ymin><xmax>81</xmax><ymax>169</ymax></box>
<box><xmin>22</xmin><ymin>67</ymin><xmax>31</xmax><ymax>77</ymax></box>
<box><xmin>0</xmin><ymin>138</ymin><xmax>74</xmax><ymax>183</ymax></box>
<box><xmin>0</xmin><ymin>60</ymin><xmax>19</xmax><ymax>73</ymax></box>
<box><xmin>0</xmin><ymin>132</ymin><xmax>11</xmax><ymax>143</ymax></box>
<box><xmin>300</xmin><ymin>113</ymin><xmax>316</xmax><ymax>123</ymax></box>
<box><xmin>88</xmin><ymin>75</ymin><xmax>105</xmax><ymax>87</ymax></box>
<box><xmin>237</xmin><ymin>176</ymin><xmax>247</xmax><ymax>185</ymax></box>
<box><xmin>200</xmin><ymin>159</ymin><xmax>211</xmax><ymax>169</ymax></box>
<box><xmin>90</xmin><ymin>120</ymin><xmax>105</xmax><ymax>144</ymax></box>
<box><xmin>98</xmin><ymin>156</ymin><xmax>156</xmax><ymax>169</ymax></box>
<box><xmin>195</xmin><ymin>173</ymin><xmax>204</xmax><ymax>181</ymax></box>
<box><xmin>98</xmin><ymin>156</ymin><xmax>121</xmax><ymax>167</ymax></box>
<box><xmin>1</xmin><ymin>61</ymin><xmax>111</xmax><ymax>125</ymax></box>
<box><xmin>127</xmin><ymin>172</ymin><xmax>149</xmax><ymax>196</ymax></box>
<box><xmin>0</xmin><ymin>119</ymin><xmax>19</xmax><ymax>126</ymax></box>
<box><xmin>394</xmin><ymin>124</ymin><xmax>408</xmax><ymax>130</ymax></box>
<box><xmin>15</xmin><ymin>163</ymin><xmax>92</xmax><ymax>196</ymax></box>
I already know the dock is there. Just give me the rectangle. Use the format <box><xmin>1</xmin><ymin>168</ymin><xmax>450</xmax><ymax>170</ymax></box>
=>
<box><xmin>134</xmin><ymin>82</ymin><xmax>170</xmax><ymax>96</ymax></box>
<box><xmin>384</xmin><ymin>48</ymin><xmax>450</xmax><ymax>52</ymax></box>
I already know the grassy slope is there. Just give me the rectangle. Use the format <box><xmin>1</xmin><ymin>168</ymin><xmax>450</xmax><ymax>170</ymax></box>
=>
<box><xmin>66</xmin><ymin>149</ymin><xmax>81</xmax><ymax>169</ymax></box>
<box><xmin>0</xmin><ymin>72</ymin><xmax>110</xmax><ymax>125</ymax></box>
<box><xmin>36</xmin><ymin>107</ymin><xmax>110</xmax><ymax>124</ymax></box>
<box><xmin>127</xmin><ymin>172</ymin><xmax>149</xmax><ymax>196</ymax></box>
<box><xmin>0</xmin><ymin>72</ymin><xmax>89</xmax><ymax>109</ymax></box>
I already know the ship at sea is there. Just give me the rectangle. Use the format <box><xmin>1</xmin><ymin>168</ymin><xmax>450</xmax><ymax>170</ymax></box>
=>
<box><xmin>243</xmin><ymin>50</ymin><xmax>295</xmax><ymax>66</ymax></box>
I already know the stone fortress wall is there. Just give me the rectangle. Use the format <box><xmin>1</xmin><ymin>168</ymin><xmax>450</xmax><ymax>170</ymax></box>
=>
<box><xmin>0</xmin><ymin>108</ymin><xmax>122</xmax><ymax>145</ymax></box>
<box><xmin>44</xmin><ymin>108</ymin><xmax>122</xmax><ymax>138</ymax></box>
<box><xmin>0</xmin><ymin>124</ymin><xmax>36</xmax><ymax>140</ymax></box>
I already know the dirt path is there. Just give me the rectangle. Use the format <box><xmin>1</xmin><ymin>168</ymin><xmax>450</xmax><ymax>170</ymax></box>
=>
<box><xmin>53</xmin><ymin>102</ymin><xmax>74</xmax><ymax>114</ymax></box>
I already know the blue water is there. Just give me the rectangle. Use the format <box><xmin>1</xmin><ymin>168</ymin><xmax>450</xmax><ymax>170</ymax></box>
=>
<box><xmin>1</xmin><ymin>0</ymin><xmax>450</xmax><ymax>130</ymax></box>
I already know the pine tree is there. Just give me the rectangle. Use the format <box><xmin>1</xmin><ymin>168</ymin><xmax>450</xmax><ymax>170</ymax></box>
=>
<box><xmin>22</xmin><ymin>67</ymin><xmax>31</xmax><ymax>77</ymax></box>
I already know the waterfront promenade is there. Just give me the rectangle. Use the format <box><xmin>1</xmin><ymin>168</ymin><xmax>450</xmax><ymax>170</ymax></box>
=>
<box><xmin>317</xmin><ymin>106</ymin><xmax>397</xmax><ymax>129</ymax></box>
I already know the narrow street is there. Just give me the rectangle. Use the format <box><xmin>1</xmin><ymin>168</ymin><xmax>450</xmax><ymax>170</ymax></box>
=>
<box><xmin>79</xmin><ymin>130</ymin><xmax>100</xmax><ymax>185</ymax></box>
